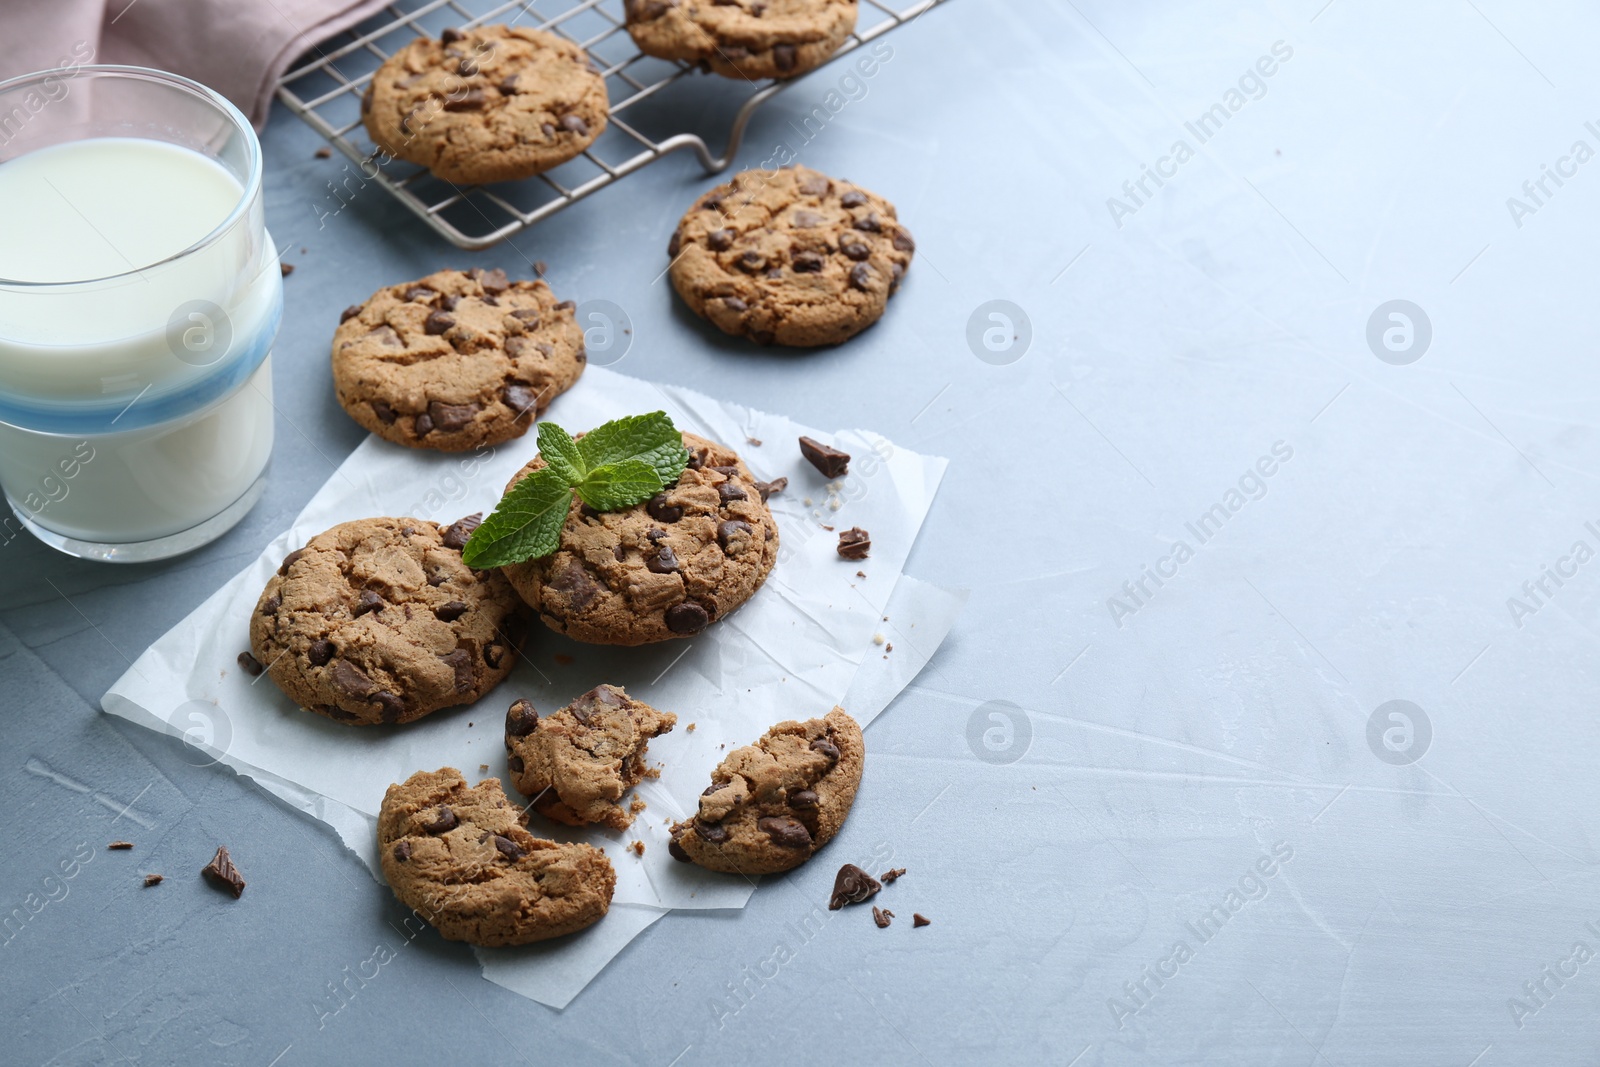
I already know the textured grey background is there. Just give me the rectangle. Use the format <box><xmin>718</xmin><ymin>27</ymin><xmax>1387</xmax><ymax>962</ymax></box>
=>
<box><xmin>9</xmin><ymin>0</ymin><xmax>1600</xmax><ymax>1063</ymax></box>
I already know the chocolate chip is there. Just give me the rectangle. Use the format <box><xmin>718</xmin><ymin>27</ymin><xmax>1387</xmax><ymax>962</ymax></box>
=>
<box><xmin>414</xmin><ymin>413</ymin><xmax>434</xmax><ymax>437</ymax></box>
<box><xmin>277</xmin><ymin>548</ymin><xmax>307</xmax><ymax>576</ymax></box>
<box><xmin>773</xmin><ymin>43</ymin><xmax>797</xmax><ymax>72</ymax></box>
<box><xmin>758</xmin><ymin>816</ymin><xmax>812</xmax><ymax>848</ymax></box>
<box><xmin>837</xmin><ymin>527</ymin><xmax>871</xmax><ymax>560</ymax></box>
<box><xmin>506</xmin><ymin>698</ymin><xmax>539</xmax><ymax>737</ymax></box>
<box><xmin>441</xmin><ymin>648</ymin><xmax>474</xmax><ymax>693</ymax></box>
<box><xmin>694</xmin><ymin>819</ymin><xmax>728</xmax><ymax>843</ymax></box>
<box><xmin>555</xmin><ymin>299</ymin><xmax>576</xmax><ymax>311</ymax></box>
<box><xmin>646</xmin><ymin>545</ymin><xmax>679</xmax><ymax>574</ymax></box>
<box><xmin>849</xmin><ymin>263</ymin><xmax>874</xmax><ymax>291</ymax></box>
<box><xmin>788</xmin><ymin>788</ymin><xmax>819</xmax><ymax>810</ymax></box>
<box><xmin>428</xmin><ymin>400</ymin><xmax>479</xmax><ymax>432</ymax></box>
<box><xmin>237</xmin><ymin>651</ymin><xmax>263</xmax><ymax>677</ymax></box>
<box><xmin>393</xmin><ymin>841</ymin><xmax>412</xmax><ymax>862</ymax></box>
<box><xmin>668</xmin><ymin>837</ymin><xmax>692</xmax><ymax>862</ymax></box>
<box><xmin>404</xmin><ymin>286</ymin><xmax>436</xmax><ymax>303</ymax></box>
<box><xmin>717</xmin><ymin>519</ymin><xmax>751</xmax><ymax>550</ymax></box>
<box><xmin>440</xmin><ymin>27</ymin><xmax>465</xmax><ymax>43</ymax></box>
<box><xmin>474</xmin><ymin>267</ymin><xmax>511</xmax><ymax>295</ymax></box>
<box><xmin>755</xmin><ymin>476</ymin><xmax>786</xmax><ymax>501</ymax></box>
<box><xmin>353</xmin><ymin>589</ymin><xmax>384</xmax><ymax>616</ymax></box>
<box><xmin>330</xmin><ymin>659</ymin><xmax>377</xmax><ymax>699</ymax></box>
<box><xmin>854</xmin><ymin>212</ymin><xmax>883</xmax><ymax>233</ymax></box>
<box><xmin>541</xmin><ymin>122</ymin><xmax>556</xmax><ymax>138</ymax></box>
<box><xmin>507</xmin><ymin>754</ymin><xmax>524</xmax><ymax>773</ymax></box>
<box><xmin>441</xmin><ymin>513</ymin><xmax>482</xmax><ymax>550</ymax></box>
<box><xmin>646</xmin><ymin>528</ymin><xmax>669</xmax><ymax>543</ymax></box>
<box><xmin>665</xmin><ymin>601</ymin><xmax>710</xmax><ymax>634</ymax></box>
<box><xmin>549</xmin><ymin>559</ymin><xmax>601</xmax><ymax>612</ymax></box>
<box><xmin>840</xmin><ymin>190</ymin><xmax>868</xmax><ymax>208</ymax></box>
<box><xmin>493</xmin><ymin>834</ymin><xmax>525</xmax><ymax>861</ymax></box>
<box><xmin>375</xmin><ymin>691</ymin><xmax>406</xmax><ymax>723</ymax></box>
<box><xmin>881</xmin><ymin>867</ymin><xmax>906</xmax><ymax>884</ymax></box>
<box><xmin>510</xmin><ymin>306</ymin><xmax>541</xmax><ymax>325</ymax></box>
<box><xmin>791</xmin><ymin>251</ymin><xmax>824</xmax><ymax>273</ymax></box>
<box><xmin>799</xmin><ymin>174</ymin><xmax>831</xmax><ymax>196</ymax></box>
<box><xmin>308</xmin><ymin>639</ymin><xmax>335</xmax><ymax>666</ymax></box>
<box><xmin>560</xmin><ymin>114</ymin><xmax>589</xmax><ymax>135</ymax></box>
<box><xmin>702</xmin><ymin>195</ymin><xmax>724</xmax><ymax>213</ymax></box>
<box><xmin>201</xmin><ymin>845</ymin><xmax>246</xmax><ymax>898</ymax></box>
<box><xmin>890</xmin><ymin>261</ymin><xmax>905</xmax><ymax>291</ymax></box>
<box><xmin>828</xmin><ymin>863</ymin><xmax>881</xmax><ymax>909</ymax></box>
<box><xmin>841</xmin><ymin>241</ymin><xmax>871</xmax><ymax>261</ymax></box>
<box><xmin>798</xmin><ymin>436</ymin><xmax>850</xmax><ymax>478</ymax></box>
<box><xmin>421</xmin><ymin>806</ymin><xmax>458</xmax><ymax>834</ymax></box>
<box><xmin>443</xmin><ymin>88</ymin><xmax>485</xmax><ymax>111</ymax></box>
<box><xmin>340</xmin><ymin>304</ymin><xmax>363</xmax><ymax>322</ymax></box>
<box><xmin>893</xmin><ymin>229</ymin><xmax>916</xmax><ymax>253</ymax></box>
<box><xmin>738</xmin><ymin>250</ymin><xmax>765</xmax><ymax>272</ymax></box>
<box><xmin>613</xmin><ymin>544</ymin><xmax>627</xmax><ymax>562</ymax></box>
<box><xmin>873</xmin><ymin>906</ymin><xmax>894</xmax><ymax>928</ymax></box>
<box><xmin>706</xmin><ymin>227</ymin><xmax>737</xmax><ymax>252</ymax></box>
<box><xmin>499</xmin><ymin>74</ymin><xmax>520</xmax><ymax>94</ymax></box>
<box><xmin>792</xmin><ymin>210</ymin><xmax>824</xmax><ymax>228</ymax></box>
<box><xmin>143</xmin><ymin>873</ymin><xmax>164</xmax><ymax>887</ymax></box>
<box><xmin>810</xmin><ymin>737</ymin><xmax>840</xmax><ymax>761</ymax></box>
<box><xmin>646</xmin><ymin>493</ymin><xmax>683</xmax><ymax>523</ymax></box>
<box><xmin>483</xmin><ymin>644</ymin><xmax>506</xmax><ymax>669</ymax></box>
<box><xmin>687</xmin><ymin>449</ymin><xmax>706</xmax><ymax>471</ymax></box>
<box><xmin>424</xmin><ymin>310</ymin><xmax>454</xmax><ymax>335</ymax></box>
<box><xmin>721</xmin><ymin>296</ymin><xmax>749</xmax><ymax>314</ymax></box>
<box><xmin>668</xmin><ymin>230</ymin><xmax>682</xmax><ymax>257</ymax></box>
<box><xmin>372</xmin><ymin>400</ymin><xmax>397</xmax><ymax>424</ymax></box>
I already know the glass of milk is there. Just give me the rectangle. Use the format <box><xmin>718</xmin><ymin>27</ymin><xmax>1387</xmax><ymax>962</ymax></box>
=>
<box><xmin>0</xmin><ymin>66</ymin><xmax>281</xmax><ymax>562</ymax></box>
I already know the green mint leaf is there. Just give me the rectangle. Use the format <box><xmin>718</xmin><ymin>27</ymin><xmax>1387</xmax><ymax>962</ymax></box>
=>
<box><xmin>574</xmin><ymin>460</ymin><xmax>664</xmax><ymax>512</ymax></box>
<box><xmin>576</xmin><ymin>411</ymin><xmax>689</xmax><ymax>487</ymax></box>
<box><xmin>536</xmin><ymin>421</ymin><xmax>585</xmax><ymax>486</ymax></box>
<box><xmin>461</xmin><ymin>467</ymin><xmax>573</xmax><ymax>568</ymax></box>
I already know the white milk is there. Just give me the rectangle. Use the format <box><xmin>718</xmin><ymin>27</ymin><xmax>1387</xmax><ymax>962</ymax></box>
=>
<box><xmin>0</xmin><ymin>137</ymin><xmax>280</xmax><ymax>545</ymax></box>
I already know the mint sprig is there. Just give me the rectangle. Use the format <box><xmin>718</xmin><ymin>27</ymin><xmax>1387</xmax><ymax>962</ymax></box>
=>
<box><xmin>462</xmin><ymin>412</ymin><xmax>690</xmax><ymax>568</ymax></box>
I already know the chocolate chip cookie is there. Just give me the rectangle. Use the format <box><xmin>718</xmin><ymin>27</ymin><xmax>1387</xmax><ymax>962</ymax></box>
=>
<box><xmin>505</xmin><ymin>685</ymin><xmax>676</xmax><ymax>830</ymax></box>
<box><xmin>362</xmin><ymin>25</ymin><xmax>609</xmax><ymax>184</ymax></box>
<box><xmin>249</xmin><ymin>516</ymin><xmax>527</xmax><ymax>726</ymax></box>
<box><xmin>667</xmin><ymin>165</ymin><xmax>914</xmax><ymax>347</ymax></box>
<box><xmin>625</xmin><ymin>0</ymin><xmax>857</xmax><ymax>81</ymax></box>
<box><xmin>379</xmin><ymin>768</ymin><xmax>614</xmax><ymax>945</ymax></box>
<box><xmin>668</xmin><ymin>707</ymin><xmax>862</xmax><ymax>874</ymax></box>
<box><xmin>332</xmin><ymin>268</ymin><xmax>585</xmax><ymax>452</ymax></box>
<box><xmin>502</xmin><ymin>432</ymin><xmax>779</xmax><ymax>645</ymax></box>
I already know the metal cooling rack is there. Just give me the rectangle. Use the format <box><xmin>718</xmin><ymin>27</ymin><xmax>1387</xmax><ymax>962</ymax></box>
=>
<box><xmin>275</xmin><ymin>0</ymin><xmax>948</xmax><ymax>250</ymax></box>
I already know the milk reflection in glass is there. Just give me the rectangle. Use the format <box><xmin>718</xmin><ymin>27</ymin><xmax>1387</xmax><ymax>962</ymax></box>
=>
<box><xmin>0</xmin><ymin>135</ymin><xmax>279</xmax><ymax>547</ymax></box>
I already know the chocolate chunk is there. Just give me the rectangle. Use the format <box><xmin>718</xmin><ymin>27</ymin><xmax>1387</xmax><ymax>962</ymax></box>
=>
<box><xmin>849</xmin><ymin>263</ymin><xmax>874</xmax><ymax>291</ymax></box>
<box><xmin>331</xmin><ymin>659</ymin><xmax>377</xmax><ymax>699</ymax></box>
<box><xmin>404</xmin><ymin>286</ymin><xmax>436</xmax><ymax>303</ymax></box>
<box><xmin>541</xmin><ymin>121</ymin><xmax>557</xmax><ymax>138</ymax></box>
<box><xmin>372</xmin><ymin>400</ymin><xmax>397</xmax><ymax>424</ymax></box>
<box><xmin>788</xmin><ymin>788</ymin><xmax>819</xmax><ymax>810</ymax></box>
<box><xmin>353</xmin><ymin>589</ymin><xmax>384</xmax><ymax>616</ymax></box>
<box><xmin>646</xmin><ymin>493</ymin><xmax>683</xmax><ymax>523</ymax></box>
<box><xmin>108</xmin><ymin>841</ymin><xmax>134</xmax><ymax>850</ymax></box>
<box><xmin>873</xmin><ymin>906</ymin><xmax>894</xmax><ymax>928</ymax></box>
<box><xmin>441</xmin><ymin>513</ymin><xmax>482</xmax><ymax>550</ymax></box>
<box><xmin>428</xmin><ymin>399</ymin><xmax>479</xmax><ymax>432</ymax></box>
<box><xmin>799</xmin><ymin>174</ymin><xmax>831</xmax><ymax>196</ymax></box>
<box><xmin>201</xmin><ymin>845</ymin><xmax>246</xmax><ymax>898</ymax></box>
<box><xmin>375</xmin><ymin>692</ymin><xmax>406</xmax><ymax>723</ymax></box>
<box><xmin>755</xmin><ymin>476</ymin><xmax>786</xmax><ymax>501</ymax></box>
<box><xmin>668</xmin><ymin>230</ymin><xmax>682</xmax><ymax>257</ymax></box>
<box><xmin>261</xmin><ymin>593</ymin><xmax>281</xmax><ymax>616</ymax></box>
<box><xmin>773</xmin><ymin>43</ymin><xmax>797</xmax><ymax>72</ymax></box>
<box><xmin>278</xmin><ymin>548</ymin><xmax>308</xmax><ymax>576</ymax></box>
<box><xmin>442</xmin><ymin>294</ymin><xmax>461</xmax><ymax>311</ymax></box>
<box><xmin>837</xmin><ymin>527</ymin><xmax>871</xmax><ymax>560</ymax></box>
<box><xmin>758</xmin><ymin>816</ymin><xmax>812</xmax><ymax>849</ymax></box>
<box><xmin>881</xmin><ymin>867</ymin><xmax>906</xmax><ymax>884</ymax></box>
<box><xmin>280</xmin><ymin>262</ymin><xmax>295</xmax><ymax>278</ymax></box>
<box><xmin>799</xmin><ymin>436</ymin><xmax>850</xmax><ymax>478</ymax></box>
<box><xmin>892</xmin><ymin>229</ymin><xmax>916</xmax><ymax>253</ymax></box>
<box><xmin>413</xmin><ymin>413</ymin><xmax>434</xmax><ymax>437</ymax></box>
<box><xmin>440</xmin><ymin>27</ymin><xmax>465</xmax><ymax>43</ymax></box>
<box><xmin>646</xmin><ymin>545</ymin><xmax>679</xmax><ymax>574</ymax></box>
<box><xmin>550</xmin><ymin>559</ymin><xmax>601</xmax><ymax>612</ymax></box>
<box><xmin>424</xmin><ymin>310</ymin><xmax>455</xmax><ymax>335</ymax></box>
<box><xmin>840</xmin><ymin>190</ymin><xmax>868</xmax><ymax>208</ymax></box>
<box><xmin>724</xmin><ymin>296</ymin><xmax>748</xmax><ymax>313</ymax></box>
<box><xmin>810</xmin><ymin>737</ymin><xmax>840</xmax><ymax>761</ymax></box>
<box><xmin>393</xmin><ymin>841</ymin><xmax>412</xmax><ymax>862</ymax></box>
<box><xmin>717</xmin><ymin>519</ymin><xmax>751</xmax><ymax>550</ymax></box>
<box><xmin>143</xmin><ymin>874</ymin><xmax>163</xmax><ymax>887</ymax></box>
<box><xmin>708</xmin><ymin>228</ymin><xmax>735</xmax><ymax>251</ymax></box>
<box><xmin>435</xmin><ymin>600</ymin><xmax>469</xmax><ymax>622</ymax></box>
<box><xmin>483</xmin><ymin>643</ymin><xmax>506</xmax><ymax>669</ymax></box>
<box><xmin>829</xmin><ymin>863</ymin><xmax>881</xmax><ymax>909</ymax></box>
<box><xmin>340</xmin><ymin>304</ymin><xmax>363</xmax><ymax>322</ymax></box>
<box><xmin>499</xmin><ymin>74</ymin><xmax>520</xmax><ymax>94</ymax></box>
<box><xmin>686</xmin><ymin>449</ymin><xmax>706</xmax><ymax>471</ymax></box>
<box><xmin>912</xmin><ymin>913</ymin><xmax>931</xmax><ymax>927</ymax></box>
<box><xmin>665</xmin><ymin>601</ymin><xmax>710</xmax><ymax>634</ymax></box>
<box><xmin>421</xmin><ymin>806</ymin><xmax>458</xmax><ymax>834</ymax></box>
<box><xmin>668</xmin><ymin>836</ymin><xmax>692</xmax><ymax>862</ymax></box>
<box><xmin>560</xmin><ymin>113</ymin><xmax>589</xmax><ymax>135</ymax></box>
<box><xmin>237</xmin><ymin>651</ymin><xmax>263</xmax><ymax>676</ymax></box>
<box><xmin>443</xmin><ymin>88</ymin><xmax>485</xmax><ymax>111</ymax></box>
<box><xmin>474</xmin><ymin>268</ymin><xmax>511</xmax><ymax>295</ymax></box>
<box><xmin>307</xmin><ymin>639</ymin><xmax>335</xmax><ymax>666</ymax></box>
<box><xmin>493</xmin><ymin>834</ymin><xmax>525</xmax><ymax>861</ymax></box>
<box><xmin>718</xmin><ymin>481</ymin><xmax>747</xmax><ymax>503</ymax></box>
<box><xmin>694</xmin><ymin>819</ymin><xmax>728</xmax><ymax>843</ymax></box>
<box><xmin>792</xmin><ymin>210</ymin><xmax>824</xmax><ymax>228</ymax></box>
<box><xmin>791</xmin><ymin>251</ymin><xmax>824</xmax><ymax>273</ymax></box>
<box><xmin>507</xmin><ymin>754</ymin><xmax>524</xmax><ymax>773</ymax></box>
<box><xmin>441</xmin><ymin>648</ymin><xmax>474</xmax><ymax>693</ymax></box>
<box><xmin>738</xmin><ymin>250</ymin><xmax>765</xmax><ymax>272</ymax></box>
<box><xmin>841</xmin><ymin>240</ymin><xmax>871</xmax><ymax>261</ymax></box>
<box><xmin>505</xmin><ymin>698</ymin><xmax>540</xmax><ymax>740</ymax></box>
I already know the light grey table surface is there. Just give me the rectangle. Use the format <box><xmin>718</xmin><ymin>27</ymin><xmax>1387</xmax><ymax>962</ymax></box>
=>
<box><xmin>9</xmin><ymin>1</ymin><xmax>1600</xmax><ymax>1063</ymax></box>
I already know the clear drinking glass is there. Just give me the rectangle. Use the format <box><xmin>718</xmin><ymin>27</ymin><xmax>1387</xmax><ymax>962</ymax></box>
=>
<box><xmin>0</xmin><ymin>65</ymin><xmax>281</xmax><ymax>562</ymax></box>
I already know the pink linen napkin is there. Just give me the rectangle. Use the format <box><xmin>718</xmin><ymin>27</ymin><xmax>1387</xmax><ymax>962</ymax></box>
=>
<box><xmin>1</xmin><ymin>0</ymin><xmax>395</xmax><ymax>130</ymax></box>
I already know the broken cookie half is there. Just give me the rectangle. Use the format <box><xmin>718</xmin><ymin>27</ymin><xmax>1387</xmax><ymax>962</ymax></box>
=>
<box><xmin>505</xmin><ymin>685</ymin><xmax>676</xmax><ymax>830</ymax></box>
<box><xmin>668</xmin><ymin>707</ymin><xmax>863</xmax><ymax>875</ymax></box>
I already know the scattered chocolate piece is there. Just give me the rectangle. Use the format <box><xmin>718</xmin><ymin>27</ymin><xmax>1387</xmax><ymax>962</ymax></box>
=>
<box><xmin>315</xmin><ymin>147</ymin><xmax>332</xmax><ymax>159</ymax></box>
<box><xmin>912</xmin><ymin>913</ymin><xmax>931</xmax><ymax>927</ymax></box>
<box><xmin>872</xmin><ymin>906</ymin><xmax>893</xmax><ymax>928</ymax></box>
<box><xmin>837</xmin><ymin>527</ymin><xmax>871</xmax><ymax>560</ymax></box>
<box><xmin>799</xmin><ymin>436</ymin><xmax>850</xmax><ymax>478</ymax></box>
<box><xmin>237</xmin><ymin>651</ymin><xmax>263</xmax><ymax>677</ymax></box>
<box><xmin>856</xmin><ymin>570</ymin><xmax>866</xmax><ymax>579</ymax></box>
<box><xmin>829</xmin><ymin>864</ymin><xmax>882</xmax><ymax>909</ymax></box>
<box><xmin>441</xmin><ymin>513</ymin><xmax>482</xmax><ymax>550</ymax></box>
<box><xmin>201</xmin><ymin>846</ymin><xmax>246</xmax><ymax>898</ymax></box>
<box><xmin>755</xmin><ymin>476</ymin><xmax>787</xmax><ymax>502</ymax></box>
<box><xmin>746</xmin><ymin>436</ymin><xmax>762</xmax><ymax>447</ymax></box>
<box><xmin>881</xmin><ymin>867</ymin><xmax>906</xmax><ymax>884</ymax></box>
<box><xmin>108</xmin><ymin>841</ymin><xmax>134</xmax><ymax>851</ymax></box>
<box><xmin>280</xmin><ymin>262</ymin><xmax>295</xmax><ymax>277</ymax></box>
<box><xmin>143</xmin><ymin>873</ymin><xmax>164</xmax><ymax>887</ymax></box>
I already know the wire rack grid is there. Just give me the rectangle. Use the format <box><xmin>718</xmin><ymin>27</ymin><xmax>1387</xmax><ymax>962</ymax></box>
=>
<box><xmin>275</xmin><ymin>0</ymin><xmax>948</xmax><ymax>250</ymax></box>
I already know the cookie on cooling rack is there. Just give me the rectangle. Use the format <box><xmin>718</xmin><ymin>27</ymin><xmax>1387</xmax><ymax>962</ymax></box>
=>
<box><xmin>624</xmin><ymin>0</ymin><xmax>857</xmax><ymax>81</ymax></box>
<box><xmin>361</xmin><ymin>24</ymin><xmax>608</xmax><ymax>184</ymax></box>
<box><xmin>666</xmin><ymin>164</ymin><xmax>914</xmax><ymax>347</ymax></box>
<box><xmin>332</xmin><ymin>268</ymin><xmax>585</xmax><ymax>451</ymax></box>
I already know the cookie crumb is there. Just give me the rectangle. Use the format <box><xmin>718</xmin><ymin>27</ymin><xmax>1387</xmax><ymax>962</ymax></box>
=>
<box><xmin>314</xmin><ymin>147</ymin><xmax>332</xmax><ymax>158</ymax></box>
<box><xmin>881</xmin><ymin>867</ymin><xmax>906</xmax><ymax>884</ymax></box>
<box><xmin>630</xmin><ymin>797</ymin><xmax>647</xmax><ymax>814</ymax></box>
<box><xmin>820</xmin><ymin>524</ymin><xmax>834</xmax><ymax>532</ymax></box>
<box><xmin>686</xmin><ymin>722</ymin><xmax>696</xmax><ymax>732</ymax></box>
<box><xmin>799</xmin><ymin>436</ymin><xmax>850</xmax><ymax>478</ymax></box>
<box><xmin>143</xmin><ymin>874</ymin><xmax>164</xmax><ymax>887</ymax></box>
<box><xmin>479</xmin><ymin>764</ymin><xmax>489</xmax><ymax>772</ymax></box>
<box><xmin>856</xmin><ymin>570</ymin><xmax>866</xmax><ymax>579</ymax></box>
<box><xmin>885</xmin><ymin>643</ymin><xmax>893</xmax><ymax>653</ymax></box>
<box><xmin>872</xmin><ymin>633</ymin><xmax>885</xmax><ymax>646</ymax></box>
<box><xmin>629</xmin><ymin>841</ymin><xmax>645</xmax><ymax>857</ymax></box>
<box><xmin>912</xmin><ymin>913</ymin><xmax>931</xmax><ymax>927</ymax></box>
<box><xmin>237</xmin><ymin>651</ymin><xmax>263</xmax><ymax>676</ymax></box>
<box><xmin>280</xmin><ymin>262</ymin><xmax>295</xmax><ymax>277</ymax></box>
<box><xmin>873</xmin><ymin>906</ymin><xmax>893</xmax><ymax>928</ymax></box>
<box><xmin>829</xmin><ymin>864</ymin><xmax>882</xmax><ymax>910</ymax></box>
<box><xmin>554</xmin><ymin>653</ymin><xmax>575</xmax><ymax>666</ymax></box>
<box><xmin>746</xmin><ymin>436</ymin><xmax>763</xmax><ymax>446</ymax></box>
<box><xmin>202</xmin><ymin>846</ymin><xmax>246</xmax><ymax>899</ymax></box>
<box><xmin>837</xmin><ymin>527</ymin><xmax>870</xmax><ymax>560</ymax></box>
<box><xmin>108</xmin><ymin>841</ymin><xmax>133</xmax><ymax>851</ymax></box>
